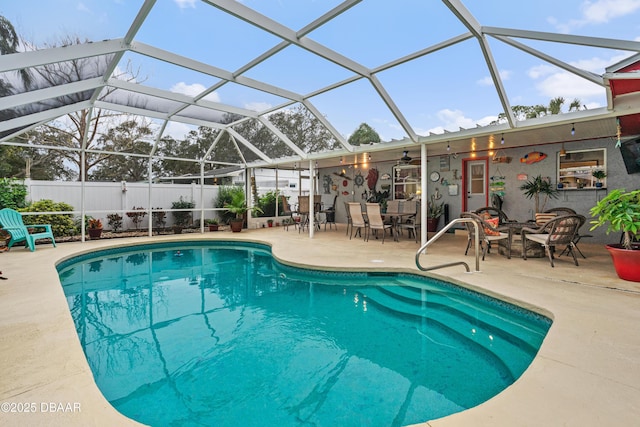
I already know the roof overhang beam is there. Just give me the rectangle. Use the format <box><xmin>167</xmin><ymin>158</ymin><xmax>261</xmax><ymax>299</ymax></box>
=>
<box><xmin>0</xmin><ymin>39</ymin><xmax>125</xmax><ymax>73</ymax></box>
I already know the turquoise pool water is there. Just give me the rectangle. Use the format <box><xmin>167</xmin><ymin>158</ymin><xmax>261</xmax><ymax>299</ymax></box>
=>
<box><xmin>57</xmin><ymin>241</ymin><xmax>551</xmax><ymax>427</ymax></box>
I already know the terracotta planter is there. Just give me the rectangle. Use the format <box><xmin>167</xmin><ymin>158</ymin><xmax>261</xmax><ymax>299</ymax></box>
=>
<box><xmin>606</xmin><ymin>244</ymin><xmax>640</xmax><ymax>282</ymax></box>
<box><xmin>230</xmin><ymin>220</ymin><xmax>243</xmax><ymax>232</ymax></box>
<box><xmin>88</xmin><ymin>228</ymin><xmax>103</xmax><ymax>239</ymax></box>
<box><xmin>208</xmin><ymin>225</ymin><xmax>219</xmax><ymax>231</ymax></box>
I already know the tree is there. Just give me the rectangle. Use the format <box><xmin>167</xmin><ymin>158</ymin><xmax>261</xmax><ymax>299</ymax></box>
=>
<box><xmin>20</xmin><ymin>35</ymin><xmax>145</xmax><ymax>181</ymax></box>
<box><xmin>87</xmin><ymin>120</ymin><xmax>154</xmax><ymax>182</ymax></box>
<box><xmin>492</xmin><ymin>97</ymin><xmax>584</xmax><ymax>124</ymax></box>
<box><xmin>348</xmin><ymin>123</ymin><xmax>381</xmax><ymax>146</ymax></box>
<box><xmin>0</xmin><ymin>15</ymin><xmax>32</xmax><ymax>93</ymax></box>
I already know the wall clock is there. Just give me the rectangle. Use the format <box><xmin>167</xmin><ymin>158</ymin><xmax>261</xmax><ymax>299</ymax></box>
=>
<box><xmin>430</xmin><ymin>171</ymin><xmax>440</xmax><ymax>182</ymax></box>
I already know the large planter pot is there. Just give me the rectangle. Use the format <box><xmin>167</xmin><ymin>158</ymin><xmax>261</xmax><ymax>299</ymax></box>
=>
<box><xmin>426</xmin><ymin>217</ymin><xmax>440</xmax><ymax>232</ymax></box>
<box><xmin>88</xmin><ymin>228</ymin><xmax>103</xmax><ymax>239</ymax></box>
<box><xmin>230</xmin><ymin>219</ymin><xmax>243</xmax><ymax>233</ymax></box>
<box><xmin>606</xmin><ymin>243</ymin><xmax>640</xmax><ymax>282</ymax></box>
<box><xmin>208</xmin><ymin>225</ymin><xmax>219</xmax><ymax>232</ymax></box>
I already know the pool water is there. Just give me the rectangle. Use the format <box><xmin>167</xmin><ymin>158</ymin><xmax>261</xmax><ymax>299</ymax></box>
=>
<box><xmin>57</xmin><ymin>241</ymin><xmax>551</xmax><ymax>427</ymax></box>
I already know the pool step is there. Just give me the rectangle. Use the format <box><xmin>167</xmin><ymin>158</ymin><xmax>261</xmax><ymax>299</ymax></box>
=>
<box><xmin>357</xmin><ymin>285</ymin><xmax>546</xmax><ymax>378</ymax></box>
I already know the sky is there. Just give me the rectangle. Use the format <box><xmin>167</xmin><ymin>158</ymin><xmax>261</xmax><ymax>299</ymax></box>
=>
<box><xmin>2</xmin><ymin>0</ymin><xmax>640</xmax><ymax>143</ymax></box>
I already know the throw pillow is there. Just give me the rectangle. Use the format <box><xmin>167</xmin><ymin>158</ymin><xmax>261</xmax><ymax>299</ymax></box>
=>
<box><xmin>484</xmin><ymin>217</ymin><xmax>501</xmax><ymax>236</ymax></box>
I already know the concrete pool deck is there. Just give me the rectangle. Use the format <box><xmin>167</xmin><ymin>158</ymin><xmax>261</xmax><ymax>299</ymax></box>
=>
<box><xmin>1</xmin><ymin>228</ymin><xmax>639</xmax><ymax>426</ymax></box>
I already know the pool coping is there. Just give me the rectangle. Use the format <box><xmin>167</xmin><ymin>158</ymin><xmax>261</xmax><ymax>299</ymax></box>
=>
<box><xmin>1</xmin><ymin>231</ymin><xmax>639</xmax><ymax>426</ymax></box>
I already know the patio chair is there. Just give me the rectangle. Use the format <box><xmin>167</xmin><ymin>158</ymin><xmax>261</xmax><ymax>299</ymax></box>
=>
<box><xmin>461</xmin><ymin>212</ymin><xmax>512</xmax><ymax>260</ymax></box>
<box><xmin>473</xmin><ymin>207</ymin><xmax>515</xmax><ymax>225</ymax></box>
<box><xmin>344</xmin><ymin>201</ymin><xmax>352</xmax><ymax>236</ymax></box>
<box><xmin>399</xmin><ymin>202</ymin><xmax>421</xmax><ymax>242</ymax></box>
<box><xmin>321</xmin><ymin>195</ymin><xmax>338</xmax><ymax>230</ymax></box>
<box><xmin>365</xmin><ymin>203</ymin><xmax>393</xmax><ymax>243</ymax></box>
<box><xmin>347</xmin><ymin>202</ymin><xmax>368</xmax><ymax>240</ymax></box>
<box><xmin>298</xmin><ymin>196</ymin><xmax>324</xmax><ymax>232</ymax></box>
<box><xmin>543</xmin><ymin>207</ymin><xmax>591</xmax><ymax>258</ymax></box>
<box><xmin>521</xmin><ymin>214</ymin><xmax>585</xmax><ymax>267</ymax></box>
<box><xmin>280</xmin><ymin>195</ymin><xmax>297</xmax><ymax>231</ymax></box>
<box><xmin>543</xmin><ymin>207</ymin><xmax>576</xmax><ymax>216</ymax></box>
<box><xmin>0</xmin><ymin>208</ymin><xmax>57</xmax><ymax>251</ymax></box>
<box><xmin>386</xmin><ymin>200</ymin><xmax>401</xmax><ymax>213</ymax></box>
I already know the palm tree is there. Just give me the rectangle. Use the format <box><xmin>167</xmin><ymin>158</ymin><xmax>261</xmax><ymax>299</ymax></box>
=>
<box><xmin>519</xmin><ymin>175</ymin><xmax>559</xmax><ymax>213</ymax></box>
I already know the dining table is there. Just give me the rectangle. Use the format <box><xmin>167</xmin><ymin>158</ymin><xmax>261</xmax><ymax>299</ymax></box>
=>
<box><xmin>382</xmin><ymin>211</ymin><xmax>416</xmax><ymax>242</ymax></box>
<box><xmin>499</xmin><ymin>220</ymin><xmax>545</xmax><ymax>258</ymax></box>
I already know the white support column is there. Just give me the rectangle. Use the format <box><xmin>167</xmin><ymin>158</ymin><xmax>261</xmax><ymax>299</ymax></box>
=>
<box><xmin>309</xmin><ymin>160</ymin><xmax>315</xmax><ymax>238</ymax></box>
<box><xmin>199</xmin><ymin>162</ymin><xmax>205</xmax><ymax>232</ymax></box>
<box><xmin>421</xmin><ymin>144</ymin><xmax>428</xmax><ymax>245</ymax></box>
<box><xmin>147</xmin><ymin>160</ymin><xmax>153</xmax><ymax>237</ymax></box>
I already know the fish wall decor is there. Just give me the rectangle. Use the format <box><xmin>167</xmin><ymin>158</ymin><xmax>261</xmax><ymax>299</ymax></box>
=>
<box><xmin>520</xmin><ymin>152</ymin><xmax>547</xmax><ymax>164</ymax></box>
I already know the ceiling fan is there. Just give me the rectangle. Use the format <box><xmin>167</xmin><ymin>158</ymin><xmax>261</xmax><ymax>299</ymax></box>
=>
<box><xmin>400</xmin><ymin>150</ymin><xmax>412</xmax><ymax>163</ymax></box>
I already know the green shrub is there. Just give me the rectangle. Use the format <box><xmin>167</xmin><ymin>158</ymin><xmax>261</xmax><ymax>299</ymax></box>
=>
<box><xmin>19</xmin><ymin>199</ymin><xmax>76</xmax><ymax>237</ymax></box>
<box><xmin>171</xmin><ymin>197</ymin><xmax>195</xmax><ymax>227</ymax></box>
<box><xmin>107</xmin><ymin>213</ymin><xmax>123</xmax><ymax>232</ymax></box>
<box><xmin>255</xmin><ymin>190</ymin><xmax>286</xmax><ymax>217</ymax></box>
<box><xmin>215</xmin><ymin>186</ymin><xmax>244</xmax><ymax>224</ymax></box>
<box><xmin>0</xmin><ymin>178</ymin><xmax>28</xmax><ymax>210</ymax></box>
<box><xmin>126</xmin><ymin>206</ymin><xmax>147</xmax><ymax>230</ymax></box>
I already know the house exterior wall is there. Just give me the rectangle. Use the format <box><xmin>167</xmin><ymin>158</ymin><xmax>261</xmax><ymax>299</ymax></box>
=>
<box><xmin>321</xmin><ymin>138</ymin><xmax>634</xmax><ymax>245</ymax></box>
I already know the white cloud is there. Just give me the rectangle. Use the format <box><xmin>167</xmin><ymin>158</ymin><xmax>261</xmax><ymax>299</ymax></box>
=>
<box><xmin>477</xmin><ymin>70</ymin><xmax>512</xmax><ymax>86</ymax></box>
<box><xmin>169</xmin><ymin>82</ymin><xmax>221</xmax><ymax>103</ymax></box>
<box><xmin>163</xmin><ymin>121</ymin><xmax>195</xmax><ymax>140</ymax></box>
<box><xmin>527</xmin><ymin>52</ymin><xmax>633</xmax><ymax>107</ymax></box>
<box><xmin>170</xmin><ymin>82</ymin><xmax>205</xmax><ymax>96</ymax></box>
<box><xmin>528</xmin><ymin>64</ymin><xmax>555</xmax><ymax>80</ymax></box>
<box><xmin>244</xmin><ymin>101</ymin><xmax>272</xmax><ymax>112</ymax></box>
<box><xmin>551</xmin><ymin>0</ymin><xmax>640</xmax><ymax>32</ymax></box>
<box><xmin>174</xmin><ymin>0</ymin><xmax>197</xmax><ymax>9</ymax></box>
<box><xmin>535</xmin><ymin>71</ymin><xmax>604</xmax><ymax>100</ymax></box>
<box><xmin>417</xmin><ymin>109</ymin><xmax>498</xmax><ymax>136</ymax></box>
<box><xmin>77</xmin><ymin>2</ymin><xmax>91</xmax><ymax>13</ymax></box>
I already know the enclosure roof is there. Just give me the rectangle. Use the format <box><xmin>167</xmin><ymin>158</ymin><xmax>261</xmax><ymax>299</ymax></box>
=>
<box><xmin>2</xmin><ymin>0</ymin><xmax>640</xmax><ymax>169</ymax></box>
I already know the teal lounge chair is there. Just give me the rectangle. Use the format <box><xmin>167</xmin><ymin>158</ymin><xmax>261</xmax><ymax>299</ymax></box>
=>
<box><xmin>0</xmin><ymin>208</ymin><xmax>57</xmax><ymax>251</ymax></box>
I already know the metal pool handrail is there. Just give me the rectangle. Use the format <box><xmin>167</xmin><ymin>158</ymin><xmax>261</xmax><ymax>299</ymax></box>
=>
<box><xmin>415</xmin><ymin>217</ymin><xmax>480</xmax><ymax>273</ymax></box>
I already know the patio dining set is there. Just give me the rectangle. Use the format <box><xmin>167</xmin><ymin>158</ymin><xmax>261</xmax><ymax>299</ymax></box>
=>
<box><xmin>345</xmin><ymin>199</ymin><xmax>421</xmax><ymax>244</ymax></box>
<box><xmin>461</xmin><ymin>206</ymin><xmax>589</xmax><ymax>268</ymax></box>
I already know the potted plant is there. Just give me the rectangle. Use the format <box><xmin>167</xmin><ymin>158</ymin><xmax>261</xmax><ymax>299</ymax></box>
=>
<box><xmin>592</xmin><ymin>169</ymin><xmax>607</xmax><ymax>188</ymax></box>
<box><xmin>205</xmin><ymin>218</ymin><xmax>219</xmax><ymax>231</ymax></box>
<box><xmin>519</xmin><ymin>175</ymin><xmax>558</xmax><ymax>212</ymax></box>
<box><xmin>224</xmin><ymin>191</ymin><xmax>263</xmax><ymax>232</ymax></box>
<box><xmin>426</xmin><ymin>195</ymin><xmax>444</xmax><ymax>232</ymax></box>
<box><xmin>87</xmin><ymin>217</ymin><xmax>103</xmax><ymax>239</ymax></box>
<box><xmin>589</xmin><ymin>189</ymin><xmax>640</xmax><ymax>282</ymax></box>
<box><xmin>267</xmin><ymin>219</ymin><xmax>274</xmax><ymax>228</ymax></box>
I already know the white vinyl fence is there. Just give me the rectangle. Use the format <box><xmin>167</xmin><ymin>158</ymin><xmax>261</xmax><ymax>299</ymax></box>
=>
<box><xmin>24</xmin><ymin>179</ymin><xmax>222</xmax><ymax>230</ymax></box>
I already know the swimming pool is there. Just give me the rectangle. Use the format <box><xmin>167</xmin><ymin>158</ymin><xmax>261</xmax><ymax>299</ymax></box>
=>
<box><xmin>57</xmin><ymin>241</ymin><xmax>551</xmax><ymax>427</ymax></box>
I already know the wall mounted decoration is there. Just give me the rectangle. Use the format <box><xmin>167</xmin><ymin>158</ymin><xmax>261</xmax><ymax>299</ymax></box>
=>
<box><xmin>354</xmin><ymin>172</ymin><xmax>365</xmax><ymax>187</ymax></box>
<box><xmin>366</xmin><ymin>168</ymin><xmax>379</xmax><ymax>190</ymax></box>
<box><xmin>492</xmin><ymin>150</ymin><xmax>511</xmax><ymax>163</ymax></box>
<box><xmin>520</xmin><ymin>152</ymin><xmax>547</xmax><ymax>164</ymax></box>
<box><xmin>440</xmin><ymin>155</ymin><xmax>450</xmax><ymax>171</ymax></box>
